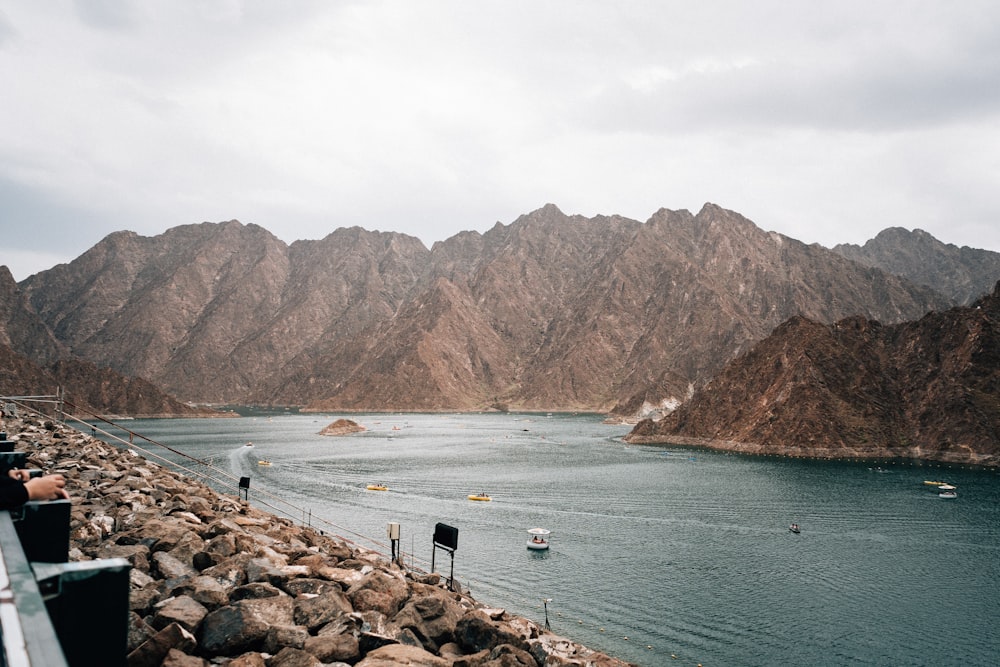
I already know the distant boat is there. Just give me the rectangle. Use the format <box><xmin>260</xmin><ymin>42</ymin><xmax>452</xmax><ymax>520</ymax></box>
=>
<box><xmin>527</xmin><ymin>527</ymin><xmax>551</xmax><ymax>550</ymax></box>
<box><xmin>468</xmin><ymin>493</ymin><xmax>492</xmax><ymax>502</ymax></box>
<box><xmin>366</xmin><ymin>484</ymin><xmax>388</xmax><ymax>491</ymax></box>
<box><xmin>789</xmin><ymin>523</ymin><xmax>801</xmax><ymax>534</ymax></box>
<box><xmin>257</xmin><ymin>460</ymin><xmax>272</xmax><ymax>466</ymax></box>
<box><xmin>923</xmin><ymin>480</ymin><xmax>948</xmax><ymax>486</ymax></box>
<box><xmin>938</xmin><ymin>484</ymin><xmax>958</xmax><ymax>499</ymax></box>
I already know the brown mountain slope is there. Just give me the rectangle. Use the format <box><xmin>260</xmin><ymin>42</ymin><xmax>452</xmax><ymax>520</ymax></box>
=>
<box><xmin>1</xmin><ymin>267</ymin><xmax>211</xmax><ymax>416</ymax></box>
<box><xmin>18</xmin><ymin>204</ymin><xmax>953</xmax><ymax>413</ymax></box>
<box><xmin>833</xmin><ymin>227</ymin><xmax>1000</xmax><ymax>305</ymax></box>
<box><xmin>302</xmin><ymin>203</ymin><xmax>951</xmax><ymax>413</ymax></box>
<box><xmin>0</xmin><ymin>266</ymin><xmax>66</xmax><ymax>364</ymax></box>
<box><xmin>626</xmin><ymin>282</ymin><xmax>1000</xmax><ymax>466</ymax></box>
<box><xmin>0</xmin><ymin>341</ymin><xmax>214</xmax><ymax>419</ymax></box>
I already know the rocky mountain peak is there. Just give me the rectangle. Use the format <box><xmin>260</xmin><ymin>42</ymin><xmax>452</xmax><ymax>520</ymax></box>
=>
<box><xmin>3</xmin><ymin>204</ymin><xmax>983</xmax><ymax>419</ymax></box>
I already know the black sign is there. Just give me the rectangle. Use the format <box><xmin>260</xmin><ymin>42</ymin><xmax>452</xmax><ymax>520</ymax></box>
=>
<box><xmin>433</xmin><ymin>522</ymin><xmax>458</xmax><ymax>550</ymax></box>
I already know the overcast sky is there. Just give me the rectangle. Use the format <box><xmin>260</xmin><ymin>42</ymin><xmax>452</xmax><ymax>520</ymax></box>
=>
<box><xmin>2</xmin><ymin>1</ymin><xmax>999</xmax><ymax>281</ymax></box>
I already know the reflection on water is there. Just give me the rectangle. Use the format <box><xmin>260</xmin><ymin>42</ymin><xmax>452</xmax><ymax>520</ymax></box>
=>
<box><xmin>101</xmin><ymin>413</ymin><xmax>1000</xmax><ymax>666</ymax></box>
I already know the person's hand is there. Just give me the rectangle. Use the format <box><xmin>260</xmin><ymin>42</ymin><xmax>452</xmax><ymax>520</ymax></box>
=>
<box><xmin>7</xmin><ymin>469</ymin><xmax>31</xmax><ymax>482</ymax></box>
<box><xmin>23</xmin><ymin>474</ymin><xmax>69</xmax><ymax>501</ymax></box>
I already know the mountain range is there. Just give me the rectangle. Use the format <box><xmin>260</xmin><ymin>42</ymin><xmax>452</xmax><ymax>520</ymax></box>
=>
<box><xmin>2</xmin><ymin>203</ymin><xmax>998</xmax><ymax>435</ymax></box>
<box><xmin>626</xmin><ymin>281</ymin><xmax>1000</xmax><ymax>465</ymax></box>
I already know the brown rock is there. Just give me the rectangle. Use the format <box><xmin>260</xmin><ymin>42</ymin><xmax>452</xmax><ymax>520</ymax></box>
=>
<box><xmin>348</xmin><ymin>570</ymin><xmax>409</xmax><ymax>616</ymax></box>
<box><xmin>393</xmin><ymin>591</ymin><xmax>465</xmax><ymax>653</ymax></box>
<box><xmin>225</xmin><ymin>653</ymin><xmax>268</xmax><ymax>667</ymax></box>
<box><xmin>355</xmin><ymin>643</ymin><xmax>451</xmax><ymax>667</ymax></box>
<box><xmin>152</xmin><ymin>595</ymin><xmax>209</xmax><ymax>633</ymax></box>
<box><xmin>127</xmin><ymin>611</ymin><xmax>155</xmax><ymax>653</ymax></box>
<box><xmin>268</xmin><ymin>646</ymin><xmax>324</xmax><ymax>667</ymax></box>
<box><xmin>161</xmin><ymin>647</ymin><xmax>210</xmax><ymax>667</ymax></box>
<box><xmin>318</xmin><ymin>418</ymin><xmax>366</xmax><ymax>436</ymax></box>
<box><xmin>303</xmin><ymin>632</ymin><xmax>362</xmax><ymax>663</ymax></box>
<box><xmin>455</xmin><ymin>611</ymin><xmax>527</xmax><ymax>654</ymax></box>
<box><xmin>263</xmin><ymin>624</ymin><xmax>309</xmax><ymax>653</ymax></box>
<box><xmin>232</xmin><ymin>581</ymin><xmax>284</xmax><ymax>601</ymax></box>
<box><xmin>127</xmin><ymin>622</ymin><xmax>198</xmax><ymax>667</ymax></box>
<box><xmin>197</xmin><ymin>596</ymin><xmax>294</xmax><ymax>656</ymax></box>
<box><xmin>153</xmin><ymin>550</ymin><xmax>198</xmax><ymax>580</ymax></box>
<box><xmin>293</xmin><ymin>589</ymin><xmax>353</xmax><ymax>631</ymax></box>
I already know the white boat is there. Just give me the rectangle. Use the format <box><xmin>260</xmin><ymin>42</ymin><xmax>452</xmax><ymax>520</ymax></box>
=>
<box><xmin>938</xmin><ymin>484</ymin><xmax>958</xmax><ymax>498</ymax></box>
<box><xmin>527</xmin><ymin>527</ymin><xmax>551</xmax><ymax>550</ymax></box>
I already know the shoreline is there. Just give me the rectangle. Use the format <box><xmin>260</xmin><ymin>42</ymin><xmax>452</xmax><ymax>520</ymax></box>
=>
<box><xmin>4</xmin><ymin>413</ymin><xmax>637</xmax><ymax>667</ymax></box>
<box><xmin>624</xmin><ymin>434</ymin><xmax>1000</xmax><ymax>468</ymax></box>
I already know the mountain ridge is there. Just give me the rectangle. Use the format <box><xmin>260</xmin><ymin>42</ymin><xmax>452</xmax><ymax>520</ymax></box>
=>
<box><xmin>5</xmin><ymin>203</ymin><xmax>995</xmax><ymax>421</ymax></box>
<box><xmin>626</xmin><ymin>281</ymin><xmax>1000</xmax><ymax>465</ymax></box>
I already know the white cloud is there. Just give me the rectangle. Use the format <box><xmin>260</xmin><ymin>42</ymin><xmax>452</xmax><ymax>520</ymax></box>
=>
<box><xmin>1</xmin><ymin>0</ymin><xmax>999</xmax><ymax>281</ymax></box>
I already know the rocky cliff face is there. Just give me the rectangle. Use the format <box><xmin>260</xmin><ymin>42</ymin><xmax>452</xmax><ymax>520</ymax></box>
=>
<box><xmin>834</xmin><ymin>227</ymin><xmax>1000</xmax><ymax>305</ymax></box>
<box><xmin>1</xmin><ymin>266</ymin><xmax>214</xmax><ymax>417</ymax></box>
<box><xmin>16</xmin><ymin>205</ymin><xmax>954</xmax><ymax>414</ymax></box>
<box><xmin>626</xmin><ymin>282</ymin><xmax>1000</xmax><ymax>466</ymax></box>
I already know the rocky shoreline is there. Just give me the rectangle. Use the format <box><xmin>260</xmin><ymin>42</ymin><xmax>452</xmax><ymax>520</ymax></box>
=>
<box><xmin>4</xmin><ymin>414</ymin><xmax>635</xmax><ymax>667</ymax></box>
<box><xmin>624</xmin><ymin>433</ymin><xmax>1000</xmax><ymax>467</ymax></box>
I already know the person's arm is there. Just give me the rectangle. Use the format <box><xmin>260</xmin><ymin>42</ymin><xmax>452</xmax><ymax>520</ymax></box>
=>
<box><xmin>23</xmin><ymin>474</ymin><xmax>68</xmax><ymax>501</ymax></box>
<box><xmin>0</xmin><ymin>476</ymin><xmax>30</xmax><ymax>510</ymax></box>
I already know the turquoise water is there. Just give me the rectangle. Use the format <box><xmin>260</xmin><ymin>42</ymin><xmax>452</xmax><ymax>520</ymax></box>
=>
<box><xmin>102</xmin><ymin>412</ymin><xmax>1000</xmax><ymax>666</ymax></box>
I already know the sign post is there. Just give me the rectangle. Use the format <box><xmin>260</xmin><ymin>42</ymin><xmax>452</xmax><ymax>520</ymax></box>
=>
<box><xmin>431</xmin><ymin>523</ymin><xmax>458</xmax><ymax>590</ymax></box>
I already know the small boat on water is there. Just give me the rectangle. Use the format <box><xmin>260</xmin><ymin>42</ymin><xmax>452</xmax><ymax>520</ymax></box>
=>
<box><xmin>468</xmin><ymin>492</ymin><xmax>492</xmax><ymax>502</ymax></box>
<box><xmin>789</xmin><ymin>523</ymin><xmax>801</xmax><ymax>534</ymax></box>
<box><xmin>924</xmin><ymin>480</ymin><xmax>948</xmax><ymax>486</ymax></box>
<box><xmin>257</xmin><ymin>459</ymin><xmax>272</xmax><ymax>466</ymax></box>
<box><xmin>938</xmin><ymin>484</ymin><xmax>958</xmax><ymax>499</ymax></box>
<box><xmin>527</xmin><ymin>527</ymin><xmax>551</xmax><ymax>550</ymax></box>
<box><xmin>366</xmin><ymin>484</ymin><xmax>388</xmax><ymax>491</ymax></box>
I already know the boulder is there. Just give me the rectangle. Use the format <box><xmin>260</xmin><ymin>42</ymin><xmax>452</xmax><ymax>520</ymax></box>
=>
<box><xmin>264</xmin><ymin>624</ymin><xmax>310</xmax><ymax>653</ymax></box>
<box><xmin>348</xmin><ymin>570</ymin><xmax>409</xmax><ymax>616</ymax></box>
<box><xmin>269</xmin><ymin>646</ymin><xmax>324</xmax><ymax>667</ymax></box>
<box><xmin>304</xmin><ymin>631</ymin><xmax>362</xmax><ymax>663</ymax></box>
<box><xmin>151</xmin><ymin>595</ymin><xmax>209</xmax><ymax>632</ymax></box>
<box><xmin>455</xmin><ymin>611</ymin><xmax>528</xmax><ymax>654</ymax></box>
<box><xmin>160</xmin><ymin>648</ymin><xmax>210</xmax><ymax>667</ymax></box>
<box><xmin>393</xmin><ymin>590</ymin><xmax>465</xmax><ymax>653</ymax></box>
<box><xmin>127</xmin><ymin>622</ymin><xmax>198</xmax><ymax>667</ymax></box>
<box><xmin>355</xmin><ymin>644</ymin><xmax>451</xmax><ymax>667</ymax></box>
<box><xmin>198</xmin><ymin>596</ymin><xmax>295</xmax><ymax>655</ymax></box>
<box><xmin>293</xmin><ymin>588</ymin><xmax>354</xmax><ymax>631</ymax></box>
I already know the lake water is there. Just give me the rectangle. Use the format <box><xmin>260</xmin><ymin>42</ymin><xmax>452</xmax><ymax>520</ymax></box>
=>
<box><xmin>99</xmin><ymin>412</ymin><xmax>1000</xmax><ymax>666</ymax></box>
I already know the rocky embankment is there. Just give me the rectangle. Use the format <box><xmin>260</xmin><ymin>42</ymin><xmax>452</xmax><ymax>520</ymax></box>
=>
<box><xmin>6</xmin><ymin>415</ymin><xmax>633</xmax><ymax>667</ymax></box>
